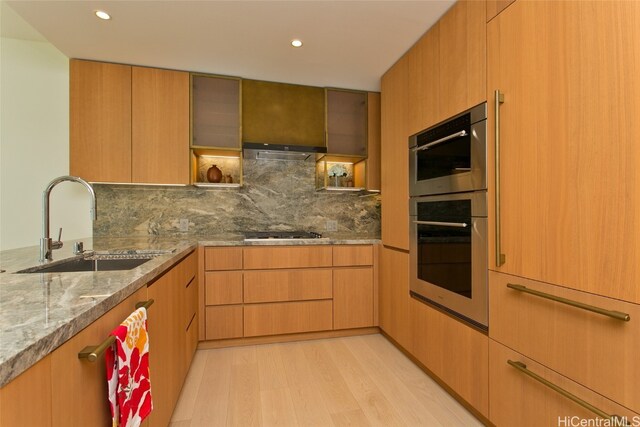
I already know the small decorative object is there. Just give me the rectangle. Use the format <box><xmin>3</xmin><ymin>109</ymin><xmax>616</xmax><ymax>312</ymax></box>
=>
<box><xmin>347</xmin><ymin>179</ymin><xmax>354</xmax><ymax>187</ymax></box>
<box><xmin>224</xmin><ymin>174</ymin><xmax>233</xmax><ymax>183</ymax></box>
<box><xmin>207</xmin><ymin>165</ymin><xmax>222</xmax><ymax>183</ymax></box>
<box><xmin>328</xmin><ymin>164</ymin><xmax>348</xmax><ymax>187</ymax></box>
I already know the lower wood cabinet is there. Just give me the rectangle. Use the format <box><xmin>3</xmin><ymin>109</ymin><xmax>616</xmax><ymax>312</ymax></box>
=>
<box><xmin>244</xmin><ymin>300</ymin><xmax>333</xmax><ymax>337</ymax></box>
<box><xmin>205</xmin><ymin>305</ymin><xmax>243</xmax><ymax>340</ymax></box>
<box><xmin>378</xmin><ymin>246</ymin><xmax>412</xmax><ymax>351</ymax></box>
<box><xmin>333</xmin><ymin>267</ymin><xmax>374</xmax><ymax>329</ymax></box>
<box><xmin>243</xmin><ymin>269</ymin><xmax>332</xmax><ymax>303</ymax></box>
<box><xmin>489</xmin><ymin>339</ymin><xmax>638</xmax><ymax>426</ymax></box>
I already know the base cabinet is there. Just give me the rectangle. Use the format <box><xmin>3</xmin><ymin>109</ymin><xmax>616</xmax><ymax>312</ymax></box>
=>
<box><xmin>378</xmin><ymin>246</ymin><xmax>412</xmax><ymax>351</ymax></box>
<box><xmin>489</xmin><ymin>340</ymin><xmax>638</xmax><ymax>426</ymax></box>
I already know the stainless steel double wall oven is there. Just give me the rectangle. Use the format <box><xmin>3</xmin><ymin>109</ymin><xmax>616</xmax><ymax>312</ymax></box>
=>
<box><xmin>409</xmin><ymin>102</ymin><xmax>489</xmax><ymax>329</ymax></box>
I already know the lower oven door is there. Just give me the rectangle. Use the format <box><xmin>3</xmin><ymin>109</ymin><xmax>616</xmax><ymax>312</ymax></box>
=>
<box><xmin>410</xmin><ymin>191</ymin><xmax>488</xmax><ymax>329</ymax></box>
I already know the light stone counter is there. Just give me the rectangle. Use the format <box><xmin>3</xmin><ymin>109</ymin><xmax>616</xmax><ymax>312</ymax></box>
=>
<box><xmin>0</xmin><ymin>234</ymin><xmax>379</xmax><ymax>387</ymax></box>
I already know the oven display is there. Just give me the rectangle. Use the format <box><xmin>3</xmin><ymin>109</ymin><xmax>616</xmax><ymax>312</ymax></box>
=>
<box><xmin>416</xmin><ymin>200</ymin><xmax>472</xmax><ymax>299</ymax></box>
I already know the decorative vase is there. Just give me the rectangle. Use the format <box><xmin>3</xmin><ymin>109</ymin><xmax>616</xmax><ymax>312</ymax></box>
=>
<box><xmin>207</xmin><ymin>165</ymin><xmax>222</xmax><ymax>183</ymax></box>
<box><xmin>224</xmin><ymin>174</ymin><xmax>233</xmax><ymax>184</ymax></box>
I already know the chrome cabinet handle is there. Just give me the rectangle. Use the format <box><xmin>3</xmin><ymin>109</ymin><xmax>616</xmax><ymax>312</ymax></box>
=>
<box><xmin>413</xmin><ymin>220</ymin><xmax>468</xmax><ymax>228</ymax></box>
<box><xmin>507</xmin><ymin>283</ymin><xmax>630</xmax><ymax>321</ymax></box>
<box><xmin>507</xmin><ymin>360</ymin><xmax>626</xmax><ymax>423</ymax></box>
<box><xmin>495</xmin><ymin>90</ymin><xmax>505</xmax><ymax>267</ymax></box>
<box><xmin>411</xmin><ymin>130</ymin><xmax>467</xmax><ymax>152</ymax></box>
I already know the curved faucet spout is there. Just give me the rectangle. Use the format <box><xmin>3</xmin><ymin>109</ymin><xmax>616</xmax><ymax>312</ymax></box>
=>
<box><xmin>40</xmin><ymin>175</ymin><xmax>97</xmax><ymax>261</ymax></box>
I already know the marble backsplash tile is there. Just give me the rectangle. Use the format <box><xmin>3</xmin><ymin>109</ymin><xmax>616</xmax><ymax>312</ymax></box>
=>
<box><xmin>94</xmin><ymin>159</ymin><xmax>381</xmax><ymax>237</ymax></box>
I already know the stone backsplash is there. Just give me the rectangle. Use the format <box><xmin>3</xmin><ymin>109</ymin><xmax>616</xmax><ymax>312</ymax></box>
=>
<box><xmin>93</xmin><ymin>159</ymin><xmax>380</xmax><ymax>237</ymax></box>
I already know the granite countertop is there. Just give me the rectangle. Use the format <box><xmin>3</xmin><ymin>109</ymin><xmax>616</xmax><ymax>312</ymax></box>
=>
<box><xmin>0</xmin><ymin>233</ymin><xmax>380</xmax><ymax>387</ymax></box>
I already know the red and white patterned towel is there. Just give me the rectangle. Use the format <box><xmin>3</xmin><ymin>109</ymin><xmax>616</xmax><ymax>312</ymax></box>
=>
<box><xmin>105</xmin><ymin>307</ymin><xmax>153</xmax><ymax>427</ymax></box>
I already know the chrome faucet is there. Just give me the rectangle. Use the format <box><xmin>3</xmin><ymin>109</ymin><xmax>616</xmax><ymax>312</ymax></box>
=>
<box><xmin>40</xmin><ymin>175</ymin><xmax>97</xmax><ymax>262</ymax></box>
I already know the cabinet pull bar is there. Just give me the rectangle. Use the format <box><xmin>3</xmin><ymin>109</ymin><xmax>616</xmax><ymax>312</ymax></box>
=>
<box><xmin>507</xmin><ymin>284</ymin><xmax>630</xmax><ymax>321</ymax></box>
<box><xmin>495</xmin><ymin>89</ymin><xmax>505</xmax><ymax>267</ymax></box>
<box><xmin>411</xmin><ymin>130</ymin><xmax>467</xmax><ymax>152</ymax></box>
<box><xmin>78</xmin><ymin>299</ymin><xmax>155</xmax><ymax>362</ymax></box>
<box><xmin>413</xmin><ymin>220</ymin><xmax>468</xmax><ymax>228</ymax></box>
<box><xmin>508</xmin><ymin>360</ymin><xmax>626</xmax><ymax>423</ymax></box>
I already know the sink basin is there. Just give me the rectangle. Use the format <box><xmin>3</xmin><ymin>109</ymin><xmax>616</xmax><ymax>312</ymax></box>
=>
<box><xmin>16</xmin><ymin>251</ymin><xmax>173</xmax><ymax>274</ymax></box>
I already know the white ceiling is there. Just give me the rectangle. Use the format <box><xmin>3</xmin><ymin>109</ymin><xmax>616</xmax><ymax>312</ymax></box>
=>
<box><xmin>3</xmin><ymin>0</ymin><xmax>455</xmax><ymax>91</ymax></box>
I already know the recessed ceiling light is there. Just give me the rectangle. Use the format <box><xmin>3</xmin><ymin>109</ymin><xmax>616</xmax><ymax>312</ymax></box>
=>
<box><xmin>95</xmin><ymin>10</ymin><xmax>111</xmax><ymax>20</ymax></box>
<box><xmin>291</xmin><ymin>39</ymin><xmax>303</xmax><ymax>48</ymax></box>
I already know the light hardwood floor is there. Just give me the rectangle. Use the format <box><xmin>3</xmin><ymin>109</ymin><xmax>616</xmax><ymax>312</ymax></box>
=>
<box><xmin>169</xmin><ymin>334</ymin><xmax>482</xmax><ymax>426</ymax></box>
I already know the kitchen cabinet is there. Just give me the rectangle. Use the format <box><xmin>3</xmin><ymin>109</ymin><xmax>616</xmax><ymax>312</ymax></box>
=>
<box><xmin>146</xmin><ymin>250</ymin><xmax>197</xmax><ymax>427</ymax></box>
<box><xmin>381</xmin><ymin>55</ymin><xmax>410</xmax><ymax>250</ymax></box>
<box><xmin>489</xmin><ymin>340</ymin><xmax>638</xmax><ymax>426</ymax></box>
<box><xmin>0</xmin><ymin>355</ymin><xmax>52</xmax><ymax>427</ymax></box>
<box><xmin>487</xmin><ymin>0</ymin><xmax>640</xmax><ymax>304</ymax></box>
<box><xmin>333</xmin><ymin>267</ymin><xmax>374</xmax><ymax>329</ymax></box>
<box><xmin>244</xmin><ymin>300</ymin><xmax>333</xmax><ymax>337</ymax></box>
<box><xmin>406</xmin><ymin>0</ymin><xmax>486</xmax><ymax>136</ymax></box>
<box><xmin>378</xmin><ymin>245</ymin><xmax>412</xmax><ymax>351</ymax></box>
<box><xmin>486</xmin><ymin>0</ymin><xmax>515</xmax><ymax>21</ymax></box>
<box><xmin>70</xmin><ymin>60</ymin><xmax>190</xmax><ymax>185</ymax></box>
<box><xmin>326</xmin><ymin>89</ymin><xmax>367</xmax><ymax>157</ymax></box>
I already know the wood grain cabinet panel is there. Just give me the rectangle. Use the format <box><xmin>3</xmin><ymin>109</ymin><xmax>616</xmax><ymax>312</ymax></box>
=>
<box><xmin>205</xmin><ymin>271</ymin><xmax>243</xmax><ymax>305</ymax></box>
<box><xmin>243</xmin><ymin>269</ymin><xmax>332</xmax><ymax>303</ymax></box>
<box><xmin>490</xmin><ymin>270</ymin><xmax>640</xmax><ymax>411</ymax></box>
<box><xmin>366</xmin><ymin>92</ymin><xmax>381</xmax><ymax>191</ymax></box>
<box><xmin>244</xmin><ymin>300</ymin><xmax>333</xmax><ymax>337</ymax></box>
<box><xmin>407</xmin><ymin>24</ymin><xmax>439</xmax><ymax>136</ymax></box>
<box><xmin>70</xmin><ymin>59</ymin><xmax>132</xmax><ymax>183</ymax></box>
<box><xmin>487</xmin><ymin>0</ymin><xmax>640</xmax><ymax>304</ymax></box>
<box><xmin>489</xmin><ymin>339</ymin><xmax>639</xmax><ymax>426</ymax></box>
<box><xmin>204</xmin><ymin>247</ymin><xmax>243</xmax><ymax>271</ymax></box>
<box><xmin>205</xmin><ymin>305</ymin><xmax>243</xmax><ymax>340</ymax></box>
<box><xmin>333</xmin><ymin>245</ymin><xmax>374</xmax><ymax>267</ymax></box>
<box><xmin>0</xmin><ymin>355</ymin><xmax>52</xmax><ymax>427</ymax></box>
<box><xmin>243</xmin><ymin>246</ymin><xmax>332</xmax><ymax>270</ymax></box>
<box><xmin>333</xmin><ymin>268</ymin><xmax>374</xmax><ymax>329</ymax></box>
<box><xmin>132</xmin><ymin>66</ymin><xmax>190</xmax><ymax>184</ymax></box>
<box><xmin>486</xmin><ymin>0</ymin><xmax>515</xmax><ymax>21</ymax></box>
<box><xmin>378</xmin><ymin>246</ymin><xmax>412</xmax><ymax>352</ymax></box>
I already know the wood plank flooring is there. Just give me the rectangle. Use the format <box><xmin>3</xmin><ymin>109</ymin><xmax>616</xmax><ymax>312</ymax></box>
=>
<box><xmin>170</xmin><ymin>334</ymin><xmax>482</xmax><ymax>426</ymax></box>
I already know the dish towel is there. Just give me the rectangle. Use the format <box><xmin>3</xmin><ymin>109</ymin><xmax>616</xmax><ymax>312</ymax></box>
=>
<box><xmin>105</xmin><ymin>307</ymin><xmax>153</xmax><ymax>427</ymax></box>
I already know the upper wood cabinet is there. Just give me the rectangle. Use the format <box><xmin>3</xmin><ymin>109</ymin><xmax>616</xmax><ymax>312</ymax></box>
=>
<box><xmin>407</xmin><ymin>0</ymin><xmax>486</xmax><ymax>136</ymax></box>
<box><xmin>488</xmin><ymin>0</ymin><xmax>640</xmax><ymax>303</ymax></box>
<box><xmin>132</xmin><ymin>66</ymin><xmax>190</xmax><ymax>184</ymax></box>
<box><xmin>191</xmin><ymin>74</ymin><xmax>241</xmax><ymax>149</ymax></box>
<box><xmin>70</xmin><ymin>60</ymin><xmax>190</xmax><ymax>185</ymax></box>
<box><xmin>381</xmin><ymin>55</ymin><xmax>410</xmax><ymax>250</ymax></box>
<box><xmin>70</xmin><ymin>60</ymin><xmax>132</xmax><ymax>183</ymax></box>
<box><xmin>326</xmin><ymin>89</ymin><xmax>367</xmax><ymax>156</ymax></box>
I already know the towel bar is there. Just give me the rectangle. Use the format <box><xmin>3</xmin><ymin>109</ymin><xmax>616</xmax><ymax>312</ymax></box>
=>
<box><xmin>78</xmin><ymin>299</ymin><xmax>154</xmax><ymax>362</ymax></box>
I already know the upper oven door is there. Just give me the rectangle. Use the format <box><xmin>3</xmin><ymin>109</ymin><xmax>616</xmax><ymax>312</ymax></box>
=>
<box><xmin>409</xmin><ymin>103</ymin><xmax>487</xmax><ymax>196</ymax></box>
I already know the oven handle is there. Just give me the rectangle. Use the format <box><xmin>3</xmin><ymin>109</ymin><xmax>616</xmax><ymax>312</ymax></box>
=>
<box><xmin>413</xmin><ymin>220</ymin><xmax>468</xmax><ymax>228</ymax></box>
<box><xmin>411</xmin><ymin>130</ymin><xmax>468</xmax><ymax>152</ymax></box>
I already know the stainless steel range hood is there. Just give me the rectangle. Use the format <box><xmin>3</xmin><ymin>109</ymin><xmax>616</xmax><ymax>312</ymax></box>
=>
<box><xmin>242</xmin><ymin>142</ymin><xmax>326</xmax><ymax>161</ymax></box>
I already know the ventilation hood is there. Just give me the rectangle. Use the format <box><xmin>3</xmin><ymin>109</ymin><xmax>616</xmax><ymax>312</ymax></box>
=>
<box><xmin>243</xmin><ymin>142</ymin><xmax>326</xmax><ymax>161</ymax></box>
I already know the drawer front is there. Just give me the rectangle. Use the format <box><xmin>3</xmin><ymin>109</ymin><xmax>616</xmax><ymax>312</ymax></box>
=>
<box><xmin>205</xmin><ymin>305</ymin><xmax>243</xmax><ymax>340</ymax></box>
<box><xmin>243</xmin><ymin>246</ymin><xmax>332</xmax><ymax>270</ymax></box>
<box><xmin>244</xmin><ymin>300</ymin><xmax>333</xmax><ymax>337</ymax></box>
<box><xmin>489</xmin><ymin>339</ymin><xmax>638</xmax><ymax>426</ymax></box>
<box><xmin>185</xmin><ymin>274</ymin><xmax>198</xmax><ymax>328</ymax></box>
<box><xmin>179</xmin><ymin>250</ymin><xmax>198</xmax><ymax>284</ymax></box>
<box><xmin>333</xmin><ymin>268</ymin><xmax>374</xmax><ymax>329</ymax></box>
<box><xmin>333</xmin><ymin>245</ymin><xmax>374</xmax><ymax>266</ymax></box>
<box><xmin>205</xmin><ymin>271</ymin><xmax>243</xmax><ymax>305</ymax></box>
<box><xmin>490</xmin><ymin>270</ymin><xmax>639</xmax><ymax>411</ymax></box>
<box><xmin>243</xmin><ymin>269</ymin><xmax>332</xmax><ymax>303</ymax></box>
<box><xmin>204</xmin><ymin>247</ymin><xmax>243</xmax><ymax>271</ymax></box>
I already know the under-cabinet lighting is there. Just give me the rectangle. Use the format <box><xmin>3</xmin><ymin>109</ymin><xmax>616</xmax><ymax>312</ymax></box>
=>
<box><xmin>326</xmin><ymin>161</ymin><xmax>354</xmax><ymax>165</ymax></box>
<box><xmin>291</xmin><ymin>39</ymin><xmax>303</xmax><ymax>48</ymax></box>
<box><xmin>199</xmin><ymin>155</ymin><xmax>239</xmax><ymax>159</ymax></box>
<box><xmin>95</xmin><ymin>10</ymin><xmax>111</xmax><ymax>20</ymax></box>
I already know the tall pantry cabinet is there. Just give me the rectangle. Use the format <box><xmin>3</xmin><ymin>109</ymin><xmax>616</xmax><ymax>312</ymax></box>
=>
<box><xmin>487</xmin><ymin>0</ymin><xmax>640</xmax><ymax>423</ymax></box>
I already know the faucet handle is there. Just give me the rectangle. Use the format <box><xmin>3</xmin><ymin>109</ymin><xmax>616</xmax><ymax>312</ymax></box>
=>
<box><xmin>57</xmin><ymin>227</ymin><xmax>62</xmax><ymax>242</ymax></box>
<box><xmin>52</xmin><ymin>227</ymin><xmax>63</xmax><ymax>250</ymax></box>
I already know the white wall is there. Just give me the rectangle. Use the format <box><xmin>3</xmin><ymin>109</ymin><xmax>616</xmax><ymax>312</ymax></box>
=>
<box><xmin>1</xmin><ymin>9</ymin><xmax>92</xmax><ymax>250</ymax></box>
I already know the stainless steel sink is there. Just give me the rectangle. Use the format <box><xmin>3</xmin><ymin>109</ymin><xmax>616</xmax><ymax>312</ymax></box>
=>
<box><xmin>16</xmin><ymin>251</ymin><xmax>173</xmax><ymax>274</ymax></box>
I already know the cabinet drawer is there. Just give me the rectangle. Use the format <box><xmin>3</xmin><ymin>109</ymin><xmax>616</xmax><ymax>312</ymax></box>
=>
<box><xmin>204</xmin><ymin>247</ymin><xmax>242</xmax><ymax>271</ymax></box>
<box><xmin>244</xmin><ymin>300</ymin><xmax>333</xmax><ymax>337</ymax></box>
<box><xmin>177</xmin><ymin>250</ymin><xmax>197</xmax><ymax>285</ymax></box>
<box><xmin>205</xmin><ymin>271</ymin><xmax>243</xmax><ymax>305</ymax></box>
<box><xmin>185</xmin><ymin>274</ymin><xmax>197</xmax><ymax>327</ymax></box>
<box><xmin>243</xmin><ymin>246</ymin><xmax>332</xmax><ymax>270</ymax></box>
<box><xmin>205</xmin><ymin>305</ymin><xmax>243</xmax><ymax>340</ymax></box>
<box><xmin>490</xmin><ymin>270</ymin><xmax>639</xmax><ymax>411</ymax></box>
<box><xmin>489</xmin><ymin>339</ymin><xmax>638</xmax><ymax>426</ymax></box>
<box><xmin>243</xmin><ymin>269</ymin><xmax>332</xmax><ymax>303</ymax></box>
<box><xmin>333</xmin><ymin>245</ymin><xmax>374</xmax><ymax>266</ymax></box>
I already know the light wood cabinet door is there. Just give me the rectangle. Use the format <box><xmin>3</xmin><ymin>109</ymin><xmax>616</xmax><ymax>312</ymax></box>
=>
<box><xmin>437</xmin><ymin>0</ymin><xmax>486</xmax><ymax>123</ymax></box>
<box><xmin>244</xmin><ymin>300</ymin><xmax>333</xmax><ymax>337</ymax></box>
<box><xmin>333</xmin><ymin>268</ymin><xmax>374</xmax><ymax>329</ymax></box>
<box><xmin>205</xmin><ymin>305</ymin><xmax>243</xmax><ymax>340</ymax></box>
<box><xmin>486</xmin><ymin>0</ymin><xmax>515</xmax><ymax>21</ymax></box>
<box><xmin>243</xmin><ymin>246</ymin><xmax>332</xmax><ymax>270</ymax></box>
<box><xmin>204</xmin><ymin>247</ymin><xmax>243</xmax><ymax>271</ymax></box>
<box><xmin>378</xmin><ymin>246</ymin><xmax>412</xmax><ymax>351</ymax></box>
<box><xmin>489</xmin><ymin>339</ymin><xmax>638</xmax><ymax>426</ymax></box>
<box><xmin>366</xmin><ymin>92</ymin><xmax>381</xmax><ymax>191</ymax></box>
<box><xmin>70</xmin><ymin>59</ymin><xmax>132</xmax><ymax>183</ymax></box>
<box><xmin>0</xmin><ymin>355</ymin><xmax>52</xmax><ymax>427</ymax></box>
<box><xmin>243</xmin><ymin>269</ymin><xmax>332</xmax><ymax>303</ymax></box>
<box><xmin>333</xmin><ymin>245</ymin><xmax>373</xmax><ymax>267</ymax></box>
<box><xmin>132</xmin><ymin>67</ymin><xmax>189</xmax><ymax>184</ymax></box>
<box><xmin>410</xmin><ymin>299</ymin><xmax>489</xmax><ymax>418</ymax></box>
<box><xmin>205</xmin><ymin>271</ymin><xmax>243</xmax><ymax>305</ymax></box>
<box><xmin>488</xmin><ymin>1</ymin><xmax>640</xmax><ymax>303</ymax></box>
<box><xmin>50</xmin><ymin>288</ymin><xmax>147</xmax><ymax>427</ymax></box>
<box><xmin>407</xmin><ymin>24</ymin><xmax>439</xmax><ymax>136</ymax></box>
<box><xmin>381</xmin><ymin>55</ymin><xmax>410</xmax><ymax>251</ymax></box>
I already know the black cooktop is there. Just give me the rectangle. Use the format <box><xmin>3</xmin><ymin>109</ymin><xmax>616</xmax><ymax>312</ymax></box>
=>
<box><xmin>243</xmin><ymin>231</ymin><xmax>323</xmax><ymax>240</ymax></box>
